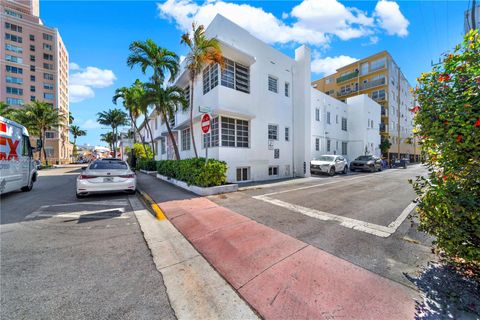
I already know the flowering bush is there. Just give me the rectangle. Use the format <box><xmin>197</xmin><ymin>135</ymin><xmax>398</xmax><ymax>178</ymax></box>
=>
<box><xmin>411</xmin><ymin>30</ymin><xmax>480</xmax><ymax>261</ymax></box>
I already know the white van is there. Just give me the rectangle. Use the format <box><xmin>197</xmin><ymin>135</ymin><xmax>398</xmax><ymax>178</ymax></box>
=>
<box><xmin>0</xmin><ymin>116</ymin><xmax>38</xmax><ymax>194</ymax></box>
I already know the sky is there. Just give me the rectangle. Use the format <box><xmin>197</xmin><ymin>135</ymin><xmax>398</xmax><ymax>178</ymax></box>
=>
<box><xmin>39</xmin><ymin>0</ymin><xmax>470</xmax><ymax>147</ymax></box>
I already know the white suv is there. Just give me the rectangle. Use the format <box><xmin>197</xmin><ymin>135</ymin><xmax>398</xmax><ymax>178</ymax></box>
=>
<box><xmin>310</xmin><ymin>155</ymin><xmax>348</xmax><ymax>176</ymax></box>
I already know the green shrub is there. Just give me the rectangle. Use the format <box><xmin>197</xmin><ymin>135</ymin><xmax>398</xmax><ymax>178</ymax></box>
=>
<box><xmin>136</xmin><ymin>159</ymin><xmax>157</xmax><ymax>171</ymax></box>
<box><xmin>156</xmin><ymin>158</ymin><xmax>227</xmax><ymax>187</ymax></box>
<box><xmin>411</xmin><ymin>30</ymin><xmax>480</xmax><ymax>262</ymax></box>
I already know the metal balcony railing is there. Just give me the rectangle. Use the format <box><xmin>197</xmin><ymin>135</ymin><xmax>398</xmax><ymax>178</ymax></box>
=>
<box><xmin>336</xmin><ymin>70</ymin><xmax>359</xmax><ymax>84</ymax></box>
<box><xmin>337</xmin><ymin>88</ymin><xmax>359</xmax><ymax>97</ymax></box>
<box><xmin>360</xmin><ymin>77</ymin><xmax>386</xmax><ymax>90</ymax></box>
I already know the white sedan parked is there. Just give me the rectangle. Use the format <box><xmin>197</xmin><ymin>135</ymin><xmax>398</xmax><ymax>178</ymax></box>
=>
<box><xmin>310</xmin><ymin>155</ymin><xmax>348</xmax><ymax>176</ymax></box>
<box><xmin>76</xmin><ymin>160</ymin><xmax>136</xmax><ymax>198</ymax></box>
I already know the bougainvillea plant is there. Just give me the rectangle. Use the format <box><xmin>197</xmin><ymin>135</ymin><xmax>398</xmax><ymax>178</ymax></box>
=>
<box><xmin>411</xmin><ymin>29</ymin><xmax>480</xmax><ymax>262</ymax></box>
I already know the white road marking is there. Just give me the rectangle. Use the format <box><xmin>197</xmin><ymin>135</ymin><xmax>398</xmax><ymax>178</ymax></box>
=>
<box><xmin>46</xmin><ymin>200</ymin><xmax>129</xmax><ymax>207</ymax></box>
<box><xmin>252</xmin><ymin>195</ymin><xmax>417</xmax><ymax>238</ymax></box>
<box><xmin>24</xmin><ymin>201</ymin><xmax>130</xmax><ymax>221</ymax></box>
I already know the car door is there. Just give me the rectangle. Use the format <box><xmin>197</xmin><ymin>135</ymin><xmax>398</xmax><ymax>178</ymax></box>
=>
<box><xmin>334</xmin><ymin>157</ymin><xmax>342</xmax><ymax>172</ymax></box>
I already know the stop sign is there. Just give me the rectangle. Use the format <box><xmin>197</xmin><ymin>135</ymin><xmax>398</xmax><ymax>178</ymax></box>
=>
<box><xmin>201</xmin><ymin>113</ymin><xmax>211</xmax><ymax>134</ymax></box>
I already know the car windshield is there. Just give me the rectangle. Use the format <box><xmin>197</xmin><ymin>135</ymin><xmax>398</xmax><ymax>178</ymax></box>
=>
<box><xmin>316</xmin><ymin>156</ymin><xmax>335</xmax><ymax>161</ymax></box>
<box><xmin>356</xmin><ymin>156</ymin><xmax>373</xmax><ymax>161</ymax></box>
<box><xmin>89</xmin><ymin>161</ymin><xmax>128</xmax><ymax>170</ymax></box>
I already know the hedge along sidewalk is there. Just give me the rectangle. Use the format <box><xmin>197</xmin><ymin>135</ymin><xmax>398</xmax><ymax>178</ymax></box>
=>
<box><xmin>128</xmin><ymin>195</ymin><xmax>258</xmax><ymax>319</ymax></box>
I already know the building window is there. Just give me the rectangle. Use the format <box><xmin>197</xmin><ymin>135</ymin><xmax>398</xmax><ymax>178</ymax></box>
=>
<box><xmin>326</xmin><ymin>112</ymin><xmax>331</xmax><ymax>124</ymax></box>
<box><xmin>30</xmin><ymin>55</ymin><xmax>35</xmax><ymax>62</ymax></box>
<box><xmin>43</xmin><ymin>63</ymin><xmax>54</xmax><ymax>70</ymax></box>
<box><xmin>43</xmin><ymin>53</ymin><xmax>53</xmax><ymax>61</ymax></box>
<box><xmin>268</xmin><ymin>124</ymin><xmax>278</xmax><ymax>140</ymax></box>
<box><xmin>327</xmin><ymin>139</ymin><xmax>331</xmax><ymax>152</ymax></box>
<box><xmin>45</xmin><ymin>132</ymin><xmax>55</xmax><ymax>139</ymax></box>
<box><xmin>161</xmin><ymin>139</ymin><xmax>166</xmax><ymax>154</ymax></box>
<box><xmin>236</xmin><ymin>119</ymin><xmax>249</xmax><ymax>148</ymax></box>
<box><xmin>43</xmin><ymin>93</ymin><xmax>54</xmax><ymax>100</ymax></box>
<box><xmin>30</xmin><ymin>65</ymin><xmax>35</xmax><ymax>72</ymax></box>
<box><xmin>370</xmin><ymin>57</ymin><xmax>386</xmax><ymax>71</ymax></box>
<box><xmin>30</xmin><ymin>45</ymin><xmax>35</xmax><ymax>51</ymax></box>
<box><xmin>6</xmin><ymin>76</ymin><xmax>23</xmax><ymax>84</ymax></box>
<box><xmin>221</xmin><ymin>58</ymin><xmax>250</xmax><ymax>93</ymax></box>
<box><xmin>43</xmin><ymin>43</ymin><xmax>52</xmax><ymax>51</ymax></box>
<box><xmin>5</xmin><ymin>9</ymin><xmax>23</xmax><ymax>18</ymax></box>
<box><xmin>30</xmin><ymin>75</ymin><xmax>36</xmax><ymax>82</ymax></box>
<box><xmin>29</xmin><ymin>34</ymin><xmax>35</xmax><ymax>41</ymax></box>
<box><xmin>181</xmin><ymin>128</ymin><xmax>191</xmax><ymax>151</ymax></box>
<box><xmin>43</xmin><ymin>73</ymin><xmax>54</xmax><ymax>80</ymax></box>
<box><xmin>315</xmin><ymin>138</ymin><xmax>320</xmax><ymax>151</ymax></box>
<box><xmin>236</xmin><ymin>167</ymin><xmax>250</xmax><ymax>181</ymax></box>
<box><xmin>274</xmin><ymin>148</ymin><xmax>280</xmax><ymax>159</ymax></box>
<box><xmin>30</xmin><ymin>96</ymin><xmax>35</xmax><ymax>101</ymax></box>
<box><xmin>44</xmin><ymin>83</ymin><xmax>54</xmax><ymax>90</ymax></box>
<box><xmin>184</xmin><ymin>85</ymin><xmax>190</xmax><ymax>107</ymax></box>
<box><xmin>285</xmin><ymin>127</ymin><xmax>290</xmax><ymax>141</ymax></box>
<box><xmin>202</xmin><ymin>63</ymin><xmax>219</xmax><ymax>94</ymax></box>
<box><xmin>315</xmin><ymin>108</ymin><xmax>320</xmax><ymax>121</ymax></box>
<box><xmin>285</xmin><ymin>82</ymin><xmax>290</xmax><ymax>97</ymax></box>
<box><xmin>5</xmin><ymin>33</ymin><xmax>22</xmax><ymax>43</ymax></box>
<box><xmin>268</xmin><ymin>166</ymin><xmax>279</xmax><ymax>176</ymax></box>
<box><xmin>6</xmin><ymin>65</ymin><xmax>23</xmax><ymax>74</ymax></box>
<box><xmin>43</xmin><ymin>33</ymin><xmax>53</xmax><ymax>41</ymax></box>
<box><xmin>5</xmin><ymin>44</ymin><xmax>22</xmax><ymax>53</ymax></box>
<box><xmin>5</xmin><ymin>54</ymin><xmax>22</xmax><ymax>63</ymax></box>
<box><xmin>6</xmin><ymin>98</ymin><xmax>23</xmax><ymax>105</ymax></box>
<box><xmin>326</xmin><ymin>77</ymin><xmax>334</xmax><ymax>84</ymax></box>
<box><xmin>45</xmin><ymin>147</ymin><xmax>54</xmax><ymax>157</ymax></box>
<box><xmin>371</xmin><ymin>89</ymin><xmax>386</xmax><ymax>101</ymax></box>
<box><xmin>268</xmin><ymin>75</ymin><xmax>278</xmax><ymax>93</ymax></box>
<box><xmin>6</xmin><ymin>87</ymin><xmax>23</xmax><ymax>95</ymax></box>
<box><xmin>360</xmin><ymin>62</ymin><xmax>369</xmax><ymax>75</ymax></box>
<box><xmin>30</xmin><ymin>86</ymin><xmax>35</xmax><ymax>92</ymax></box>
<box><xmin>341</xmin><ymin>117</ymin><xmax>347</xmax><ymax>131</ymax></box>
<box><xmin>204</xmin><ymin>117</ymin><xmax>219</xmax><ymax>148</ymax></box>
<box><xmin>342</xmin><ymin>142</ymin><xmax>347</xmax><ymax>155</ymax></box>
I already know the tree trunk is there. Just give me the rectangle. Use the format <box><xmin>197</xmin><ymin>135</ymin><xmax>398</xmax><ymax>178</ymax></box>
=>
<box><xmin>164</xmin><ymin>112</ymin><xmax>180</xmax><ymax>160</ymax></box>
<box><xmin>145</xmin><ymin>118</ymin><xmax>155</xmax><ymax>160</ymax></box>
<box><xmin>42</xmin><ymin>130</ymin><xmax>48</xmax><ymax>166</ymax></box>
<box><xmin>190</xmin><ymin>78</ymin><xmax>198</xmax><ymax>158</ymax></box>
<box><xmin>112</xmin><ymin>126</ymin><xmax>116</xmax><ymax>158</ymax></box>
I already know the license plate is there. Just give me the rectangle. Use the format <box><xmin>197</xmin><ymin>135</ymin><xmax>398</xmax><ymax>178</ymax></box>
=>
<box><xmin>103</xmin><ymin>177</ymin><xmax>113</xmax><ymax>182</ymax></box>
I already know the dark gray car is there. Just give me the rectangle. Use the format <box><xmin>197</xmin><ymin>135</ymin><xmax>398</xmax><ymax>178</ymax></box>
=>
<box><xmin>350</xmin><ymin>155</ymin><xmax>382</xmax><ymax>172</ymax></box>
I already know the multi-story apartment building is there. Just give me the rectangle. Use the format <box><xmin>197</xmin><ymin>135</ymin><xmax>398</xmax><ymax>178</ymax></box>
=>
<box><xmin>312</xmin><ymin>51</ymin><xmax>419</xmax><ymax>161</ymax></box>
<box><xmin>138</xmin><ymin>14</ymin><xmax>381</xmax><ymax>183</ymax></box>
<box><xmin>0</xmin><ymin>0</ymin><xmax>72</xmax><ymax>164</ymax></box>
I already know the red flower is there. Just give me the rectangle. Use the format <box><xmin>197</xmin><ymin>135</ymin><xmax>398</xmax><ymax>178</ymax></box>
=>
<box><xmin>442</xmin><ymin>175</ymin><xmax>448</xmax><ymax>181</ymax></box>
<box><xmin>439</xmin><ymin>74</ymin><xmax>451</xmax><ymax>82</ymax></box>
<box><xmin>410</xmin><ymin>106</ymin><xmax>421</xmax><ymax>113</ymax></box>
<box><xmin>456</xmin><ymin>135</ymin><xmax>463</xmax><ymax>142</ymax></box>
<box><xmin>475</xmin><ymin>118</ymin><xmax>480</xmax><ymax>127</ymax></box>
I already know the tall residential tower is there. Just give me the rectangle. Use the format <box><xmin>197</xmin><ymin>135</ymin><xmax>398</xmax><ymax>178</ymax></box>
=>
<box><xmin>1</xmin><ymin>0</ymin><xmax>71</xmax><ymax>163</ymax></box>
<box><xmin>311</xmin><ymin>51</ymin><xmax>418</xmax><ymax>161</ymax></box>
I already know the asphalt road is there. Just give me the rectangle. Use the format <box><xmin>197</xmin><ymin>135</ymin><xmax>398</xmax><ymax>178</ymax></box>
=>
<box><xmin>0</xmin><ymin>167</ymin><xmax>175</xmax><ymax>320</ymax></box>
<box><xmin>209</xmin><ymin>165</ymin><xmax>436</xmax><ymax>288</ymax></box>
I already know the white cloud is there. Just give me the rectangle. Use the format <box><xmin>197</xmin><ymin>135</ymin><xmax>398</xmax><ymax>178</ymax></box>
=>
<box><xmin>374</xmin><ymin>0</ymin><xmax>409</xmax><ymax>37</ymax></box>
<box><xmin>158</xmin><ymin>0</ymin><xmax>409</xmax><ymax>47</ymax></box>
<box><xmin>69</xmin><ymin>84</ymin><xmax>94</xmax><ymax>103</ymax></box>
<box><xmin>311</xmin><ymin>55</ymin><xmax>358</xmax><ymax>76</ymax></box>
<box><xmin>81</xmin><ymin>119</ymin><xmax>102</xmax><ymax>129</ymax></box>
<box><xmin>69</xmin><ymin>64</ymin><xmax>116</xmax><ymax>103</ymax></box>
<box><xmin>69</xmin><ymin>62</ymin><xmax>80</xmax><ymax>71</ymax></box>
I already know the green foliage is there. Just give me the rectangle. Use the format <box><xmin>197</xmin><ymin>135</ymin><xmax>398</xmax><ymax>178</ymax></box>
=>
<box><xmin>411</xmin><ymin>30</ymin><xmax>480</xmax><ymax>261</ymax></box>
<box><xmin>379</xmin><ymin>138</ymin><xmax>392</xmax><ymax>155</ymax></box>
<box><xmin>155</xmin><ymin>158</ymin><xmax>227</xmax><ymax>187</ymax></box>
<box><xmin>127</xmin><ymin>143</ymin><xmax>153</xmax><ymax>160</ymax></box>
<box><xmin>136</xmin><ymin>159</ymin><xmax>157</xmax><ymax>171</ymax></box>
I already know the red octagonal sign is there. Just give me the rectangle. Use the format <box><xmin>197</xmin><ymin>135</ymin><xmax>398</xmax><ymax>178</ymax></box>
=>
<box><xmin>201</xmin><ymin>113</ymin><xmax>211</xmax><ymax>134</ymax></box>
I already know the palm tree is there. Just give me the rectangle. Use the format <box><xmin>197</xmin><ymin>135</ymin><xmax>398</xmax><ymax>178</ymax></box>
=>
<box><xmin>0</xmin><ymin>101</ymin><xmax>14</xmax><ymax>118</ymax></box>
<box><xmin>142</xmin><ymin>84</ymin><xmax>187</xmax><ymax>160</ymax></box>
<box><xmin>127</xmin><ymin>39</ymin><xmax>179</xmax><ymax>85</ymax></box>
<box><xmin>112</xmin><ymin>80</ymin><xmax>150</xmax><ymax>157</ymax></box>
<box><xmin>100</xmin><ymin>132</ymin><xmax>116</xmax><ymax>152</ymax></box>
<box><xmin>68</xmin><ymin>112</ymin><xmax>74</xmax><ymax>125</ymax></box>
<box><xmin>97</xmin><ymin>108</ymin><xmax>129</xmax><ymax>158</ymax></box>
<box><xmin>70</xmin><ymin>125</ymin><xmax>86</xmax><ymax>157</ymax></box>
<box><xmin>181</xmin><ymin>23</ymin><xmax>223</xmax><ymax>158</ymax></box>
<box><xmin>13</xmin><ymin>101</ymin><xmax>65</xmax><ymax>166</ymax></box>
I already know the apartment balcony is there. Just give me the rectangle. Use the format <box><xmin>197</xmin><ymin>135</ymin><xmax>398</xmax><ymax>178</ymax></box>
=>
<box><xmin>379</xmin><ymin>124</ymin><xmax>387</xmax><ymax>133</ymax></box>
<box><xmin>360</xmin><ymin>77</ymin><xmax>386</xmax><ymax>90</ymax></box>
<box><xmin>372</xmin><ymin>93</ymin><xmax>387</xmax><ymax>102</ymax></box>
<box><xmin>337</xmin><ymin>87</ymin><xmax>359</xmax><ymax>97</ymax></box>
<box><xmin>336</xmin><ymin>70</ymin><xmax>359</xmax><ymax>84</ymax></box>
<box><xmin>381</xmin><ymin>107</ymin><xmax>388</xmax><ymax>117</ymax></box>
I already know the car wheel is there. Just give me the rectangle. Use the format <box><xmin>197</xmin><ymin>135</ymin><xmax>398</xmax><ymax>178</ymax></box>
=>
<box><xmin>329</xmin><ymin>167</ymin><xmax>335</xmax><ymax>176</ymax></box>
<box><xmin>378</xmin><ymin>166</ymin><xmax>382</xmax><ymax>172</ymax></box>
<box><xmin>370</xmin><ymin>166</ymin><xmax>376</xmax><ymax>173</ymax></box>
<box><xmin>342</xmin><ymin>166</ymin><xmax>348</xmax><ymax>174</ymax></box>
<box><xmin>76</xmin><ymin>192</ymin><xmax>85</xmax><ymax>199</ymax></box>
<box><xmin>21</xmin><ymin>178</ymin><xmax>33</xmax><ymax>192</ymax></box>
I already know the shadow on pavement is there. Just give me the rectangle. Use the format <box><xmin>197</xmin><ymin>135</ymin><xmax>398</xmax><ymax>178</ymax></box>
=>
<box><xmin>407</xmin><ymin>262</ymin><xmax>480</xmax><ymax>319</ymax></box>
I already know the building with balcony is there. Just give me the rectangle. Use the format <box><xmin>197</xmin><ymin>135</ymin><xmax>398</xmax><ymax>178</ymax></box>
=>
<box><xmin>0</xmin><ymin>0</ymin><xmax>72</xmax><ymax>164</ymax></box>
<box><xmin>139</xmin><ymin>14</ymin><xmax>381</xmax><ymax>183</ymax></box>
<box><xmin>312</xmin><ymin>51</ymin><xmax>419</xmax><ymax>161</ymax></box>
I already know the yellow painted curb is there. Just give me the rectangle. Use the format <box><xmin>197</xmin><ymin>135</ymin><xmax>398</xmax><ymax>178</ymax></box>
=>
<box><xmin>138</xmin><ymin>190</ymin><xmax>167</xmax><ymax>220</ymax></box>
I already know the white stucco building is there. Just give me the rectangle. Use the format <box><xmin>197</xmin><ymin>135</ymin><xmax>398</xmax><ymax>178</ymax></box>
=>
<box><xmin>139</xmin><ymin>14</ymin><xmax>381</xmax><ymax>183</ymax></box>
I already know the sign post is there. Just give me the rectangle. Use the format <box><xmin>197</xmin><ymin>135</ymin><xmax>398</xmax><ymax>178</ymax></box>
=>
<box><xmin>201</xmin><ymin>113</ymin><xmax>211</xmax><ymax>165</ymax></box>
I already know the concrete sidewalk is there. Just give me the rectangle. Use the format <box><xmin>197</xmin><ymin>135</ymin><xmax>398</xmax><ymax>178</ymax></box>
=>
<box><xmin>137</xmin><ymin>172</ymin><xmax>419</xmax><ymax>319</ymax></box>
